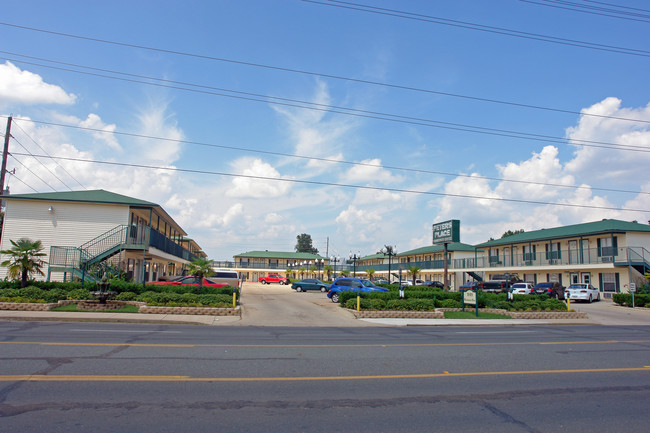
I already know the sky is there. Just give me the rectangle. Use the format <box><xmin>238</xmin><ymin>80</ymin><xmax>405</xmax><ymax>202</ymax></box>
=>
<box><xmin>1</xmin><ymin>0</ymin><xmax>649</xmax><ymax>261</ymax></box>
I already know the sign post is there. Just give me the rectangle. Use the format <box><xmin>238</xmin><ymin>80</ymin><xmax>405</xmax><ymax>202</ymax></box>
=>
<box><xmin>630</xmin><ymin>283</ymin><xmax>636</xmax><ymax>308</ymax></box>
<box><xmin>432</xmin><ymin>220</ymin><xmax>460</xmax><ymax>291</ymax></box>
<box><xmin>462</xmin><ymin>288</ymin><xmax>478</xmax><ymax>317</ymax></box>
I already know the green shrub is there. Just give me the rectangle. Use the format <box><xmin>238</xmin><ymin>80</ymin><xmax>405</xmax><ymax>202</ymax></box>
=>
<box><xmin>43</xmin><ymin>288</ymin><xmax>67</xmax><ymax>303</ymax></box>
<box><xmin>436</xmin><ymin>298</ymin><xmax>461</xmax><ymax>308</ymax></box>
<box><xmin>66</xmin><ymin>289</ymin><xmax>91</xmax><ymax>300</ymax></box>
<box><xmin>19</xmin><ymin>286</ymin><xmax>46</xmax><ymax>302</ymax></box>
<box><xmin>613</xmin><ymin>293</ymin><xmax>650</xmax><ymax>307</ymax></box>
<box><xmin>344</xmin><ymin>298</ymin><xmax>387</xmax><ymax>310</ymax></box>
<box><xmin>115</xmin><ymin>291</ymin><xmax>137</xmax><ymax>301</ymax></box>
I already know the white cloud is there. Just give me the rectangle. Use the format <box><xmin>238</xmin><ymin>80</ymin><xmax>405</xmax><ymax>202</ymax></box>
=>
<box><xmin>227</xmin><ymin>158</ymin><xmax>292</xmax><ymax>198</ymax></box>
<box><xmin>0</xmin><ymin>61</ymin><xmax>76</xmax><ymax>105</ymax></box>
<box><xmin>79</xmin><ymin>113</ymin><xmax>121</xmax><ymax>151</ymax></box>
<box><xmin>335</xmin><ymin>205</ymin><xmax>382</xmax><ymax>242</ymax></box>
<box><xmin>132</xmin><ymin>99</ymin><xmax>184</xmax><ymax>164</ymax></box>
<box><xmin>340</xmin><ymin>158</ymin><xmax>403</xmax><ymax>185</ymax></box>
<box><xmin>565</xmin><ymin>97</ymin><xmax>650</xmax><ymax>183</ymax></box>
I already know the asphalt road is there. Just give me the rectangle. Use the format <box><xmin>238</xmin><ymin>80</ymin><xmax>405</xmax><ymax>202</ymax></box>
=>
<box><xmin>1</xmin><ymin>321</ymin><xmax>649</xmax><ymax>432</ymax></box>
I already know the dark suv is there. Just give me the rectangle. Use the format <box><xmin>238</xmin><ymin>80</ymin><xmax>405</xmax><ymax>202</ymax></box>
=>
<box><xmin>533</xmin><ymin>282</ymin><xmax>565</xmax><ymax>299</ymax></box>
<box><xmin>327</xmin><ymin>278</ymin><xmax>388</xmax><ymax>303</ymax></box>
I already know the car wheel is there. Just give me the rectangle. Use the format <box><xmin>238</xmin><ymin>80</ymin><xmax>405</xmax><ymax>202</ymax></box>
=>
<box><xmin>331</xmin><ymin>293</ymin><xmax>339</xmax><ymax>303</ymax></box>
<box><xmin>261</xmin><ymin>280</ymin><xmax>267</xmax><ymax>285</ymax></box>
<box><xmin>320</xmin><ymin>286</ymin><xmax>327</xmax><ymax>292</ymax></box>
<box><xmin>295</xmin><ymin>286</ymin><xmax>302</xmax><ymax>292</ymax></box>
<box><xmin>588</xmin><ymin>294</ymin><xmax>593</xmax><ymax>303</ymax></box>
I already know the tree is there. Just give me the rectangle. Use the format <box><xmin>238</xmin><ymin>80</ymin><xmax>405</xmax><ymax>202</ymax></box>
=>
<box><xmin>323</xmin><ymin>265</ymin><xmax>333</xmax><ymax>281</ymax></box>
<box><xmin>501</xmin><ymin>229</ymin><xmax>525</xmax><ymax>238</ymax></box>
<box><xmin>186</xmin><ymin>257</ymin><xmax>213</xmax><ymax>289</ymax></box>
<box><xmin>407</xmin><ymin>266</ymin><xmax>421</xmax><ymax>286</ymax></box>
<box><xmin>295</xmin><ymin>233</ymin><xmax>318</xmax><ymax>254</ymax></box>
<box><xmin>1</xmin><ymin>238</ymin><xmax>47</xmax><ymax>288</ymax></box>
<box><xmin>366</xmin><ymin>268</ymin><xmax>376</xmax><ymax>281</ymax></box>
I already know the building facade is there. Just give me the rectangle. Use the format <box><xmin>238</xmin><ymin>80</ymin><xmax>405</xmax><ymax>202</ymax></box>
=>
<box><xmin>229</xmin><ymin>251</ymin><xmax>328</xmax><ymax>281</ymax></box>
<box><xmin>0</xmin><ymin>190</ymin><xmax>205</xmax><ymax>284</ymax></box>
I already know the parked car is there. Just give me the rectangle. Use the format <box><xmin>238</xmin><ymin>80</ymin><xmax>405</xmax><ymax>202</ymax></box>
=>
<box><xmin>327</xmin><ymin>278</ymin><xmax>389</xmax><ymax>303</ymax></box>
<box><xmin>374</xmin><ymin>279</ymin><xmax>390</xmax><ymax>285</ymax></box>
<box><xmin>259</xmin><ymin>274</ymin><xmax>290</xmax><ymax>285</ymax></box>
<box><xmin>565</xmin><ymin>283</ymin><xmax>600</xmax><ymax>303</ymax></box>
<box><xmin>459</xmin><ymin>281</ymin><xmax>481</xmax><ymax>292</ymax></box>
<box><xmin>481</xmin><ymin>280</ymin><xmax>509</xmax><ymax>293</ymax></box>
<box><xmin>147</xmin><ymin>276</ymin><xmax>228</xmax><ymax>288</ymax></box>
<box><xmin>400</xmin><ymin>280</ymin><xmax>413</xmax><ymax>286</ymax></box>
<box><xmin>511</xmin><ymin>282</ymin><xmax>535</xmax><ymax>295</ymax></box>
<box><xmin>534</xmin><ymin>282</ymin><xmax>565</xmax><ymax>299</ymax></box>
<box><xmin>424</xmin><ymin>281</ymin><xmax>445</xmax><ymax>289</ymax></box>
<box><xmin>291</xmin><ymin>279</ymin><xmax>330</xmax><ymax>292</ymax></box>
<box><xmin>209</xmin><ymin>269</ymin><xmax>240</xmax><ymax>288</ymax></box>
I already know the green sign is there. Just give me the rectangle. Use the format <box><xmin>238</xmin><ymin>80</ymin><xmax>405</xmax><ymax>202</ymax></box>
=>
<box><xmin>432</xmin><ymin>220</ymin><xmax>460</xmax><ymax>244</ymax></box>
<box><xmin>463</xmin><ymin>290</ymin><xmax>476</xmax><ymax>305</ymax></box>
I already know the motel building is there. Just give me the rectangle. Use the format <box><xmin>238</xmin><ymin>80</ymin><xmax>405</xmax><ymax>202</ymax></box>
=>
<box><xmin>0</xmin><ymin>190</ymin><xmax>206</xmax><ymax>284</ymax></box>
<box><xmin>470</xmin><ymin>219</ymin><xmax>650</xmax><ymax>297</ymax></box>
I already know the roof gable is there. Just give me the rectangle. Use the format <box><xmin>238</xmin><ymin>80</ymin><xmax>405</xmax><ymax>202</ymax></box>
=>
<box><xmin>2</xmin><ymin>189</ymin><xmax>157</xmax><ymax>207</ymax></box>
<box><xmin>234</xmin><ymin>251</ymin><xmax>327</xmax><ymax>260</ymax></box>
<box><xmin>476</xmin><ymin>219</ymin><xmax>650</xmax><ymax>247</ymax></box>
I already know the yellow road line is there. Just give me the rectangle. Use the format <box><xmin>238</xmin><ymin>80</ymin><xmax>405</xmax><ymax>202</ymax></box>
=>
<box><xmin>1</xmin><ymin>367</ymin><xmax>649</xmax><ymax>382</ymax></box>
<box><xmin>0</xmin><ymin>340</ymin><xmax>648</xmax><ymax>348</ymax></box>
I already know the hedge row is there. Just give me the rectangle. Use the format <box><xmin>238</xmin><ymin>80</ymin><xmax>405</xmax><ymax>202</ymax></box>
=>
<box><xmin>337</xmin><ymin>288</ymin><xmax>567</xmax><ymax>312</ymax></box>
<box><xmin>0</xmin><ymin>280</ymin><xmax>236</xmax><ymax>296</ymax></box>
<box><xmin>612</xmin><ymin>293</ymin><xmax>650</xmax><ymax>308</ymax></box>
<box><xmin>0</xmin><ymin>281</ymin><xmax>236</xmax><ymax>307</ymax></box>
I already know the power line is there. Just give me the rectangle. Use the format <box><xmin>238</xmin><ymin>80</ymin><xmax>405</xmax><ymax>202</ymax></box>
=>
<box><xmin>11</xmin><ymin>151</ymin><xmax>650</xmax><ymax>213</ymax></box>
<box><xmin>11</xmin><ymin>119</ymin><xmax>86</xmax><ymax>190</ymax></box>
<box><xmin>2</xmin><ymin>57</ymin><xmax>649</xmax><ymax>154</ymax></box>
<box><xmin>0</xmin><ymin>27</ymin><xmax>648</xmax><ymax>126</ymax></box>
<box><xmin>6</xmin><ymin>171</ymin><xmax>38</xmax><ymax>193</ymax></box>
<box><xmin>520</xmin><ymin>0</ymin><xmax>650</xmax><ymax>23</ymax></box>
<box><xmin>5</xmin><ymin>115</ymin><xmax>649</xmax><ymax>197</ymax></box>
<box><xmin>9</xmin><ymin>135</ymin><xmax>72</xmax><ymax>190</ymax></box>
<box><xmin>8</xmin><ymin>154</ymin><xmax>57</xmax><ymax>192</ymax></box>
<box><xmin>301</xmin><ymin>0</ymin><xmax>650</xmax><ymax>57</ymax></box>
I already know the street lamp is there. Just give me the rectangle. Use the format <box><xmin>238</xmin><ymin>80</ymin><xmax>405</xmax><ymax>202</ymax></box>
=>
<box><xmin>317</xmin><ymin>258</ymin><xmax>323</xmax><ymax>280</ymax></box>
<box><xmin>349</xmin><ymin>252</ymin><xmax>360</xmax><ymax>277</ymax></box>
<box><xmin>381</xmin><ymin>245</ymin><xmax>397</xmax><ymax>283</ymax></box>
<box><xmin>330</xmin><ymin>256</ymin><xmax>340</xmax><ymax>278</ymax></box>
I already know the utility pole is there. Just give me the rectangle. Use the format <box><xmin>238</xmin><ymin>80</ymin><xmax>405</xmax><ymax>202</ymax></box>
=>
<box><xmin>0</xmin><ymin>116</ymin><xmax>12</xmax><ymax>196</ymax></box>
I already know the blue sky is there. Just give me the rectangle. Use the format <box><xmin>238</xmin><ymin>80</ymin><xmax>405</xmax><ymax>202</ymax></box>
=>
<box><xmin>1</xmin><ymin>0</ymin><xmax>649</xmax><ymax>260</ymax></box>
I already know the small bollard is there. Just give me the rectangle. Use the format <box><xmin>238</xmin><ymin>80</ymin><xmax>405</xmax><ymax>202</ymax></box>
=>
<box><xmin>357</xmin><ymin>295</ymin><xmax>360</xmax><ymax>311</ymax></box>
<box><xmin>233</xmin><ymin>292</ymin><xmax>237</xmax><ymax>308</ymax></box>
<box><xmin>566</xmin><ymin>296</ymin><xmax>570</xmax><ymax>311</ymax></box>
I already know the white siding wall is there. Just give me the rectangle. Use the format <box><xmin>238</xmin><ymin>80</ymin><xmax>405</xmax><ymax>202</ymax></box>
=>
<box><xmin>0</xmin><ymin>200</ymin><xmax>130</xmax><ymax>281</ymax></box>
<box><xmin>626</xmin><ymin>232</ymin><xmax>650</xmax><ymax>250</ymax></box>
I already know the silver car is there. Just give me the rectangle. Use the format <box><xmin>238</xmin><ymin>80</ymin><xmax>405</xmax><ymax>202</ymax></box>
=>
<box><xmin>565</xmin><ymin>283</ymin><xmax>600</xmax><ymax>303</ymax></box>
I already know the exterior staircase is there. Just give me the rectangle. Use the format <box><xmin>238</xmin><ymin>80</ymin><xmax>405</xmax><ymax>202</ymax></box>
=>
<box><xmin>48</xmin><ymin>225</ymin><xmax>145</xmax><ymax>282</ymax></box>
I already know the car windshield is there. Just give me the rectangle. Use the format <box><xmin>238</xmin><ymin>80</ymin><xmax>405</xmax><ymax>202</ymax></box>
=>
<box><xmin>361</xmin><ymin>280</ymin><xmax>376</xmax><ymax>287</ymax></box>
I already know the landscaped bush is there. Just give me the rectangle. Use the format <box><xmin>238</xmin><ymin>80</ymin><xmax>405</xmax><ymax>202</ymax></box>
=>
<box><xmin>66</xmin><ymin>289</ymin><xmax>92</xmax><ymax>300</ymax></box>
<box><xmin>613</xmin><ymin>293</ymin><xmax>650</xmax><ymax>308</ymax></box>
<box><xmin>344</xmin><ymin>298</ymin><xmax>387</xmax><ymax>310</ymax></box>
<box><xmin>436</xmin><ymin>298</ymin><xmax>462</xmax><ymax>308</ymax></box>
<box><xmin>114</xmin><ymin>291</ymin><xmax>137</xmax><ymax>301</ymax></box>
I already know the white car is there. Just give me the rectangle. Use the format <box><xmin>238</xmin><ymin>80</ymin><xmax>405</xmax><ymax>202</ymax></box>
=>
<box><xmin>400</xmin><ymin>280</ymin><xmax>413</xmax><ymax>286</ymax></box>
<box><xmin>511</xmin><ymin>282</ymin><xmax>534</xmax><ymax>295</ymax></box>
<box><xmin>565</xmin><ymin>283</ymin><xmax>600</xmax><ymax>303</ymax></box>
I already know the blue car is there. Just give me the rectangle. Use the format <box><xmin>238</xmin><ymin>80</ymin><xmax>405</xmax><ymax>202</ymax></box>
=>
<box><xmin>327</xmin><ymin>278</ymin><xmax>389</xmax><ymax>303</ymax></box>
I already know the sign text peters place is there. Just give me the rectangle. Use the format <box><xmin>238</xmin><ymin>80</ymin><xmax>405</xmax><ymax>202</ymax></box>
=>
<box><xmin>432</xmin><ymin>220</ymin><xmax>460</xmax><ymax>244</ymax></box>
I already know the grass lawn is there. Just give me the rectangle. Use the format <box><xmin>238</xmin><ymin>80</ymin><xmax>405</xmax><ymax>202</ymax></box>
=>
<box><xmin>50</xmin><ymin>304</ymin><xmax>140</xmax><ymax>313</ymax></box>
<box><xmin>444</xmin><ymin>311</ymin><xmax>511</xmax><ymax>319</ymax></box>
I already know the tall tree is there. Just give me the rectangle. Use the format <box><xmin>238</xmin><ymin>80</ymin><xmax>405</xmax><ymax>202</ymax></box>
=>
<box><xmin>1</xmin><ymin>238</ymin><xmax>46</xmax><ymax>288</ymax></box>
<box><xmin>186</xmin><ymin>257</ymin><xmax>213</xmax><ymax>289</ymax></box>
<box><xmin>295</xmin><ymin>233</ymin><xmax>318</xmax><ymax>254</ymax></box>
<box><xmin>501</xmin><ymin>229</ymin><xmax>525</xmax><ymax>238</ymax></box>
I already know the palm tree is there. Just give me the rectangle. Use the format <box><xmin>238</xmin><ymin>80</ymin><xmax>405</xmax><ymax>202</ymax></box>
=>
<box><xmin>323</xmin><ymin>265</ymin><xmax>333</xmax><ymax>281</ymax></box>
<box><xmin>186</xmin><ymin>257</ymin><xmax>213</xmax><ymax>289</ymax></box>
<box><xmin>298</xmin><ymin>266</ymin><xmax>307</xmax><ymax>279</ymax></box>
<box><xmin>366</xmin><ymin>268</ymin><xmax>376</xmax><ymax>281</ymax></box>
<box><xmin>407</xmin><ymin>266</ymin><xmax>421</xmax><ymax>286</ymax></box>
<box><xmin>340</xmin><ymin>270</ymin><xmax>350</xmax><ymax>277</ymax></box>
<box><xmin>1</xmin><ymin>238</ymin><xmax>47</xmax><ymax>288</ymax></box>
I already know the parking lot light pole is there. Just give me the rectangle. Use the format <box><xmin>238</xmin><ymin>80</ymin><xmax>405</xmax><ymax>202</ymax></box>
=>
<box><xmin>382</xmin><ymin>245</ymin><xmax>396</xmax><ymax>283</ymax></box>
<box><xmin>350</xmin><ymin>253</ymin><xmax>360</xmax><ymax>277</ymax></box>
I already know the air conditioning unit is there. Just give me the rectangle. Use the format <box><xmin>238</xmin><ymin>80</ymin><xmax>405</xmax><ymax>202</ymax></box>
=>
<box><xmin>602</xmin><ymin>256</ymin><xmax>614</xmax><ymax>263</ymax></box>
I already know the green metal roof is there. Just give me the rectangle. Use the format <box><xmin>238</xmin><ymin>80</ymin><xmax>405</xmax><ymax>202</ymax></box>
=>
<box><xmin>361</xmin><ymin>253</ymin><xmax>389</xmax><ymax>260</ymax></box>
<box><xmin>234</xmin><ymin>251</ymin><xmax>327</xmax><ymax>260</ymax></box>
<box><xmin>476</xmin><ymin>219</ymin><xmax>650</xmax><ymax>247</ymax></box>
<box><xmin>2</xmin><ymin>189</ymin><xmax>158</xmax><ymax>207</ymax></box>
<box><xmin>398</xmin><ymin>242</ymin><xmax>479</xmax><ymax>256</ymax></box>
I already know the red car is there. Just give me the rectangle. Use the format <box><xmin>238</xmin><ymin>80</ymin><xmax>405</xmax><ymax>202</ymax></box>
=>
<box><xmin>147</xmin><ymin>276</ymin><xmax>228</xmax><ymax>288</ymax></box>
<box><xmin>259</xmin><ymin>273</ymin><xmax>290</xmax><ymax>285</ymax></box>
